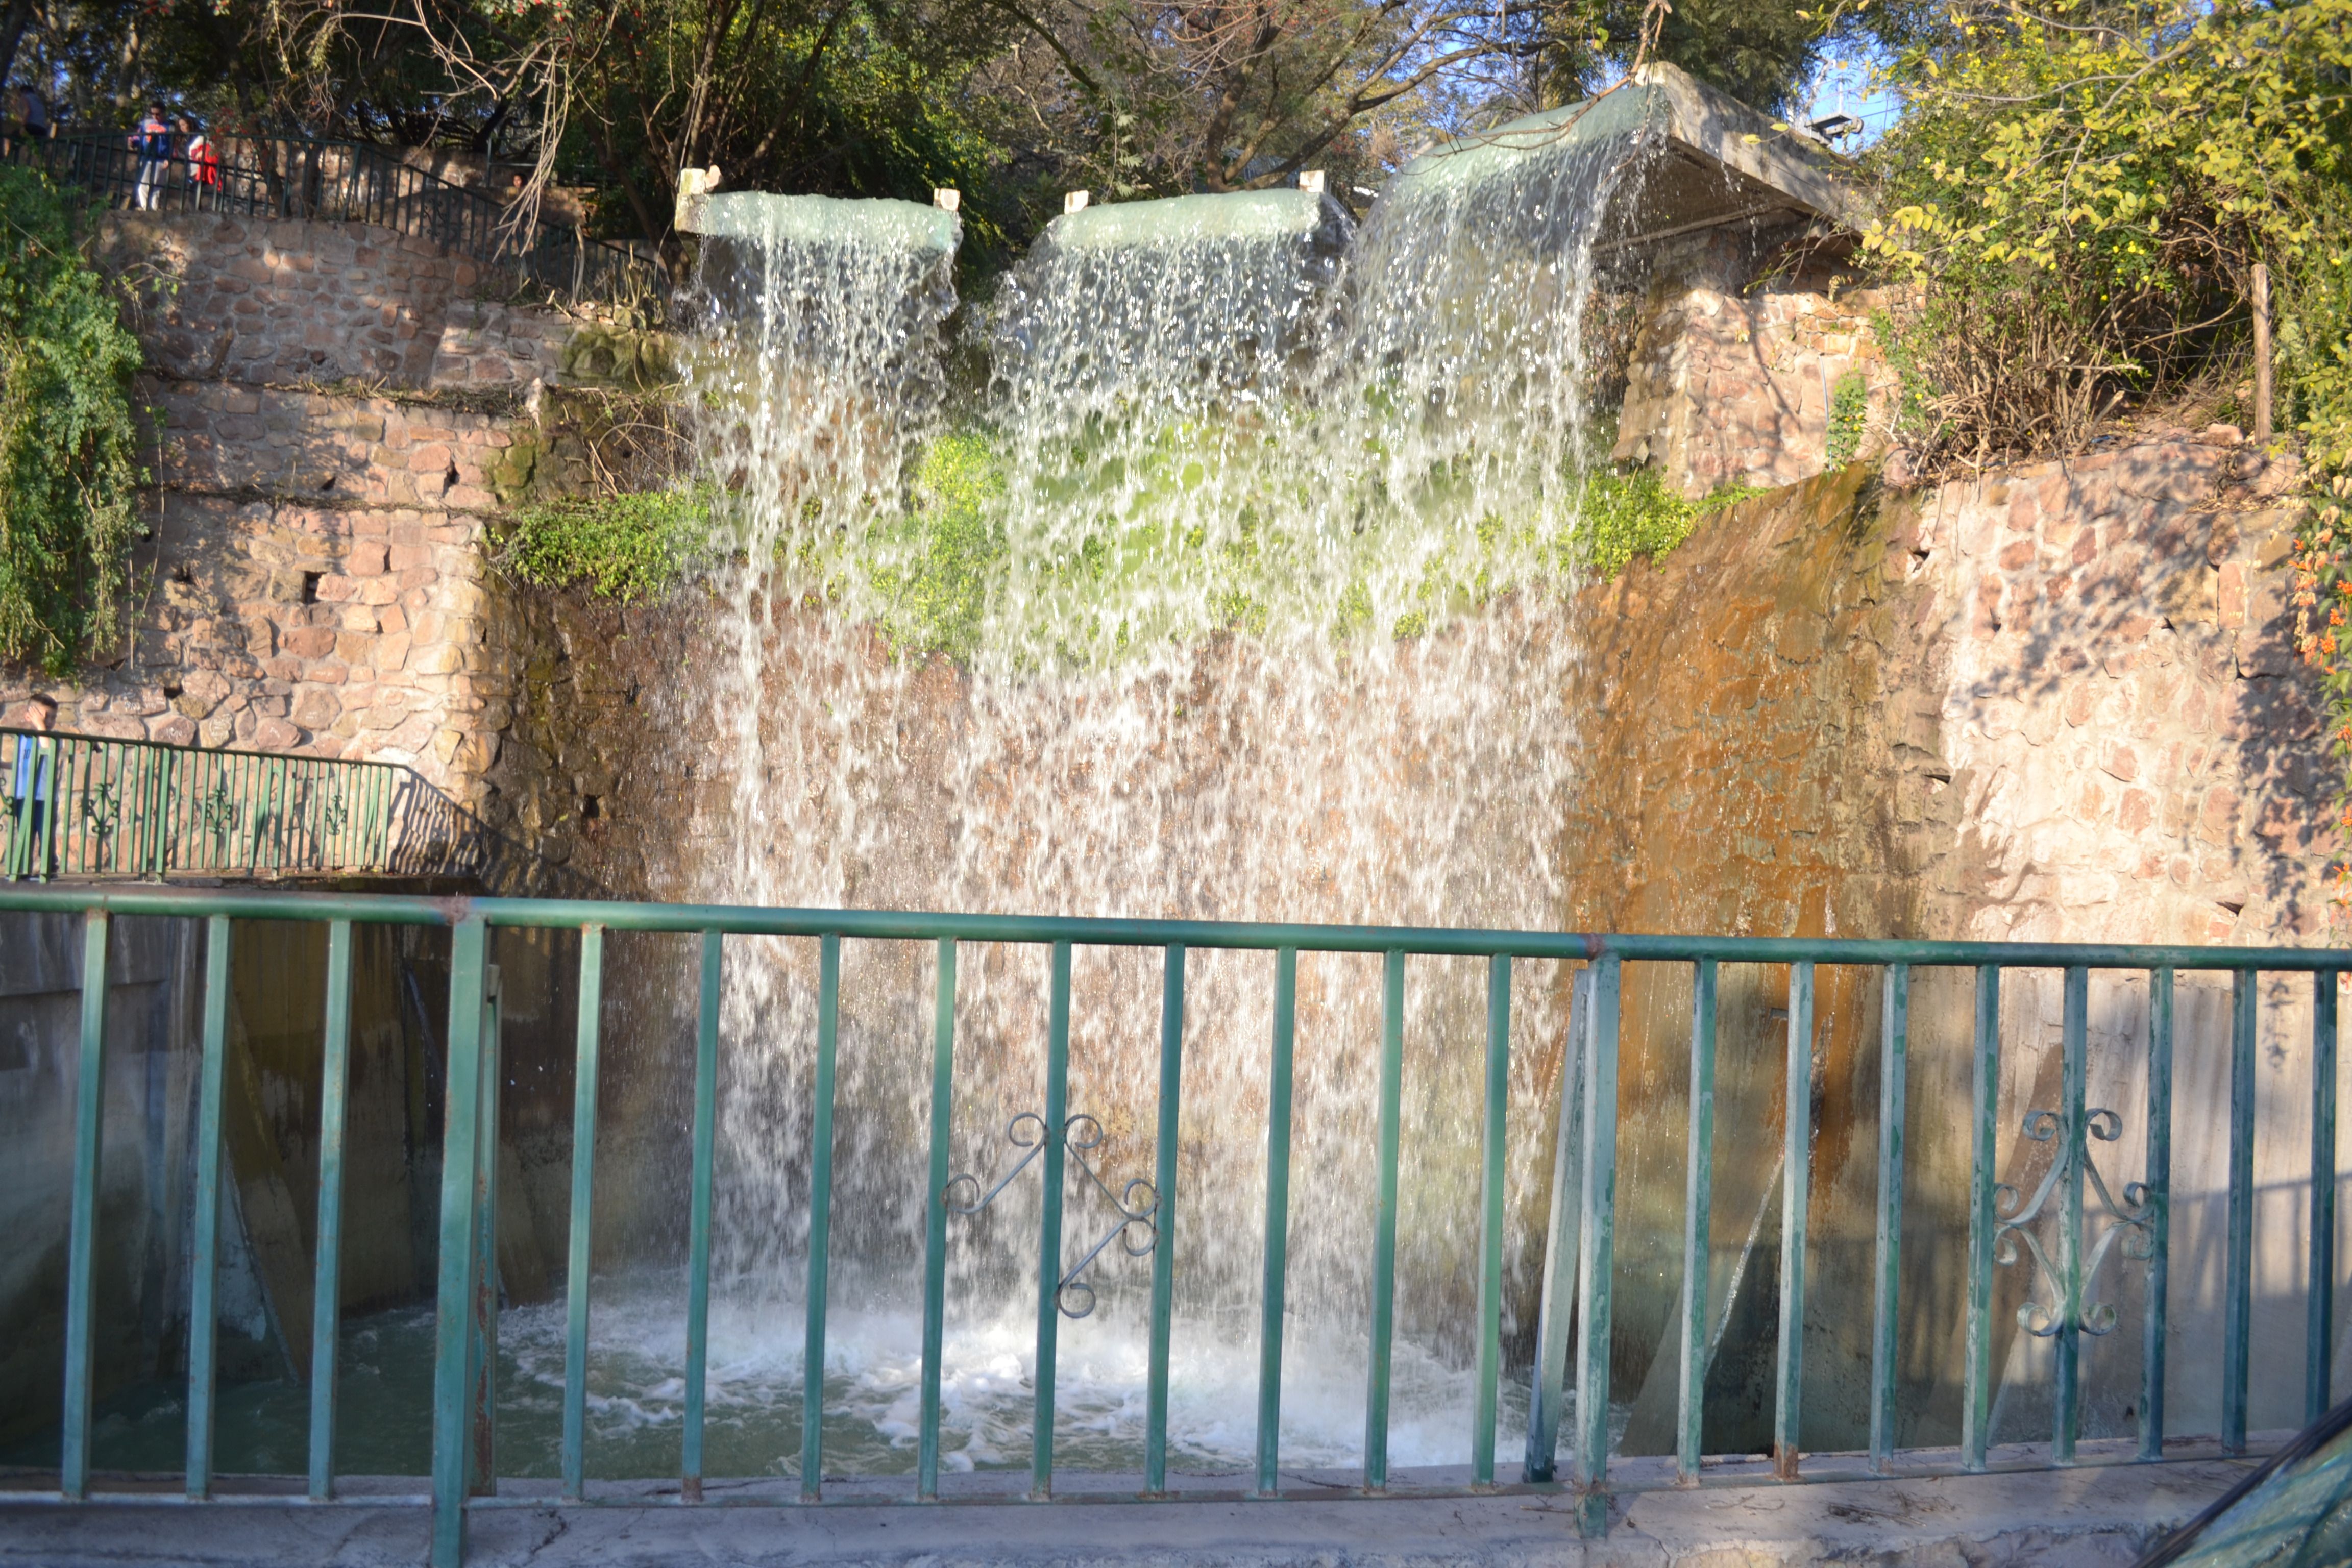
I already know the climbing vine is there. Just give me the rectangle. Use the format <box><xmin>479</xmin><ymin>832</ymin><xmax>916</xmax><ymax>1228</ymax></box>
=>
<box><xmin>0</xmin><ymin>165</ymin><xmax>145</xmax><ymax>674</ymax></box>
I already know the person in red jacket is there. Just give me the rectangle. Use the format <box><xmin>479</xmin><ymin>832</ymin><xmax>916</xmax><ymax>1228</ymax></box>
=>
<box><xmin>184</xmin><ymin>120</ymin><xmax>220</xmax><ymax>207</ymax></box>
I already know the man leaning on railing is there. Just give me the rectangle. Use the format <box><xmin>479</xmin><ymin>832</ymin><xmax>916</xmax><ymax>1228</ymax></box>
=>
<box><xmin>130</xmin><ymin>104</ymin><xmax>173</xmax><ymax>210</ymax></box>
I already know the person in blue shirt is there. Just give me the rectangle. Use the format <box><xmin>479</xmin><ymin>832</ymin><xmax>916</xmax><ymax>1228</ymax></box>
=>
<box><xmin>131</xmin><ymin>104</ymin><xmax>172</xmax><ymax>210</ymax></box>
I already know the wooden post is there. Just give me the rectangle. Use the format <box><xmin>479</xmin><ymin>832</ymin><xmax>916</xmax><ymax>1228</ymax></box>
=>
<box><xmin>2253</xmin><ymin>263</ymin><xmax>2273</xmax><ymax>443</ymax></box>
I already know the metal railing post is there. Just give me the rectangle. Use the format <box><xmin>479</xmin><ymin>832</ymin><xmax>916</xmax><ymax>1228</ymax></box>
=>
<box><xmin>2053</xmin><ymin>965</ymin><xmax>2089</xmax><ymax>1463</ymax></box>
<box><xmin>561</xmin><ymin>925</ymin><xmax>605</xmax><ymax>1501</ymax></box>
<box><xmin>1774</xmin><ymin>960</ymin><xmax>1815</xmax><ymax>1479</ymax></box>
<box><xmin>310</xmin><ymin>920</ymin><xmax>354</xmax><ymax>1500</ymax></box>
<box><xmin>186</xmin><ymin>916</ymin><xmax>232</xmax><ymax>1498</ymax></box>
<box><xmin>1367</xmin><ymin>949</ymin><xmax>1406</xmax><ymax>1491</ymax></box>
<box><xmin>2224</xmin><ymin>969</ymin><xmax>2257</xmax><ymax>1453</ymax></box>
<box><xmin>429</xmin><ymin>916</ymin><xmax>489</xmax><ymax>1568</ymax></box>
<box><xmin>1254</xmin><ymin>947</ymin><xmax>1298</xmax><ymax>1498</ymax></box>
<box><xmin>467</xmin><ymin>963</ymin><xmax>503</xmax><ymax>1498</ymax></box>
<box><xmin>2312</xmin><ymin>971</ymin><xmax>2337</xmax><ymax>1422</ymax></box>
<box><xmin>59</xmin><ymin>909</ymin><xmax>109</xmax><ymax>1498</ymax></box>
<box><xmin>1525</xmin><ymin>965</ymin><xmax>1587</xmax><ymax>1486</ymax></box>
<box><xmin>1473</xmin><ymin>954</ymin><xmax>1511</xmax><ymax>1487</ymax></box>
<box><xmin>2142</xmin><ymin>967</ymin><xmax>2173</xmax><ymax>1461</ymax></box>
<box><xmin>919</xmin><ymin>936</ymin><xmax>958</xmax><ymax>1500</ymax></box>
<box><xmin>683</xmin><ymin>930</ymin><xmax>721</xmax><ymax>1501</ymax></box>
<box><xmin>1679</xmin><ymin>958</ymin><xmax>1719</xmax><ymax>1482</ymax></box>
<box><xmin>1144</xmin><ymin>942</ymin><xmax>1185</xmax><ymax>1496</ymax></box>
<box><xmin>1574</xmin><ymin>953</ymin><xmax>1621</xmax><ymax>1537</ymax></box>
<box><xmin>1963</xmin><ymin>964</ymin><xmax>2001</xmax><ymax>1472</ymax></box>
<box><xmin>801</xmin><ymin>933</ymin><xmax>842</xmax><ymax>1501</ymax></box>
<box><xmin>1869</xmin><ymin>962</ymin><xmax>1908</xmax><ymax>1473</ymax></box>
<box><xmin>1032</xmin><ymin>940</ymin><xmax>1073</xmax><ymax>1499</ymax></box>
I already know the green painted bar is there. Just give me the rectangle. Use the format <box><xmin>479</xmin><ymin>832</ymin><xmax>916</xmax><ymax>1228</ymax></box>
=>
<box><xmin>1574</xmin><ymin>956</ymin><xmax>1621</xmax><ymax>1537</ymax></box>
<box><xmin>2054</xmin><ymin>965</ymin><xmax>2089</xmax><ymax>1463</ymax></box>
<box><xmin>186</xmin><ymin>916</ymin><xmax>233</xmax><ymax>1498</ymax></box>
<box><xmin>1773</xmin><ymin>961</ymin><xmax>1814</xmax><ymax>1480</ymax></box>
<box><xmin>2312</xmin><ymin>971</ymin><xmax>2337</xmax><ymax>1423</ymax></box>
<box><xmin>919</xmin><ymin>937</ymin><xmax>958</xmax><ymax>1500</ymax></box>
<box><xmin>429</xmin><ymin>917</ymin><xmax>490</xmax><ymax>1568</ymax></box>
<box><xmin>1032</xmin><ymin>940</ymin><xmax>1074</xmax><ymax>1500</ymax></box>
<box><xmin>3</xmin><ymin>882</ymin><xmax>2351</xmax><ymax>975</ymax></box>
<box><xmin>1145</xmin><ymin>942</ymin><xmax>1186</xmax><ymax>1497</ymax></box>
<box><xmin>308</xmin><ymin>920</ymin><xmax>354</xmax><ymax>1501</ymax></box>
<box><xmin>684</xmin><ymin>930</ymin><xmax>723</xmax><ymax>1500</ymax></box>
<box><xmin>1962</xmin><ymin>964</ymin><xmax>2000</xmax><ymax>1473</ymax></box>
<box><xmin>59</xmin><ymin>910</ymin><xmax>108</xmax><ymax>1498</ymax></box>
<box><xmin>2224</xmin><ymin>969</ymin><xmax>2257</xmax><ymax>1454</ymax></box>
<box><xmin>1679</xmin><ymin>958</ymin><xmax>1718</xmax><ymax>1483</ymax></box>
<box><xmin>803</xmin><ymin>934</ymin><xmax>842</xmax><ymax>1501</ymax></box>
<box><xmin>562</xmin><ymin>926</ymin><xmax>605</xmax><ymax>1502</ymax></box>
<box><xmin>2143</xmin><ymin>967</ymin><xmax>2174</xmax><ymax>1462</ymax></box>
<box><xmin>1525</xmin><ymin>969</ymin><xmax>1587</xmax><ymax>1486</ymax></box>
<box><xmin>1473</xmin><ymin>954</ymin><xmax>1511</xmax><ymax>1488</ymax></box>
<box><xmin>1869</xmin><ymin>963</ymin><xmax>1908</xmax><ymax>1474</ymax></box>
<box><xmin>467</xmin><ymin>965</ymin><xmax>502</xmax><ymax>1498</ymax></box>
<box><xmin>1365</xmin><ymin>949</ymin><xmax>1405</xmax><ymax>1492</ymax></box>
<box><xmin>1256</xmin><ymin>947</ymin><xmax>1299</xmax><ymax>1499</ymax></box>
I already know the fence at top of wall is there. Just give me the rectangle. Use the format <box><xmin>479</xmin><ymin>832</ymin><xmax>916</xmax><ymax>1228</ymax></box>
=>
<box><xmin>3</xmin><ymin>131</ymin><xmax>658</xmax><ymax>306</ymax></box>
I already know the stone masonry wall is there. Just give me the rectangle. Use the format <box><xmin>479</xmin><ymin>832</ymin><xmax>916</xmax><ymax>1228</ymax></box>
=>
<box><xmin>1</xmin><ymin>381</ymin><xmax>518</xmax><ymax>807</ymax></box>
<box><xmin>0</xmin><ymin>214</ymin><xmax>605</xmax><ymax>822</ymax></box>
<box><xmin>1556</xmin><ymin>431</ymin><xmax>2334</xmax><ymax>1463</ymax></box>
<box><xmin>101</xmin><ymin>213</ymin><xmax>572</xmax><ymax>391</ymax></box>
<box><xmin>1612</xmin><ymin>271</ymin><xmax>1899</xmax><ymax>500</ymax></box>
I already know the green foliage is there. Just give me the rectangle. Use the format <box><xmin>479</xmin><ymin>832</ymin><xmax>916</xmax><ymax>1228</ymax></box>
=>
<box><xmin>1825</xmin><ymin>369</ymin><xmax>1869</xmax><ymax>468</ymax></box>
<box><xmin>1566</xmin><ymin>469</ymin><xmax>1765</xmax><ymax>581</ymax></box>
<box><xmin>1860</xmin><ymin>0</ymin><xmax>2352</xmax><ymax>460</ymax></box>
<box><xmin>501</xmin><ymin>487</ymin><xmax>712</xmax><ymax>602</ymax></box>
<box><xmin>0</xmin><ymin>166</ymin><xmax>144</xmax><ymax>675</ymax></box>
<box><xmin>866</xmin><ymin>430</ymin><xmax>1007</xmax><ymax>656</ymax></box>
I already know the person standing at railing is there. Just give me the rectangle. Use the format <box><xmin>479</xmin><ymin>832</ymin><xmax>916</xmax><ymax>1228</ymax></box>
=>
<box><xmin>1</xmin><ymin>82</ymin><xmax>46</xmax><ymax>158</ymax></box>
<box><xmin>130</xmin><ymin>104</ymin><xmax>172</xmax><ymax>210</ymax></box>
<box><xmin>183</xmin><ymin>118</ymin><xmax>217</xmax><ymax>208</ymax></box>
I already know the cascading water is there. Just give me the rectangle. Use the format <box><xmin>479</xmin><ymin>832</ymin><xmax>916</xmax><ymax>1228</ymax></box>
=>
<box><xmin>575</xmin><ymin>86</ymin><xmax>1671</xmax><ymax>1482</ymax></box>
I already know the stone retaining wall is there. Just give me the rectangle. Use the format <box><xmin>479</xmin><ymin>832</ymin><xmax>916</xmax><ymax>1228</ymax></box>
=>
<box><xmin>1613</xmin><ymin>269</ymin><xmax>1899</xmax><ymax>499</ymax></box>
<box><xmin>1</xmin><ymin>381</ymin><xmax>518</xmax><ymax>807</ymax></box>
<box><xmin>100</xmin><ymin>213</ymin><xmax>571</xmax><ymax>391</ymax></box>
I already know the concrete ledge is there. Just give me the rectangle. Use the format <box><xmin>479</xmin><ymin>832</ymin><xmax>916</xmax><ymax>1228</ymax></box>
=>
<box><xmin>0</xmin><ymin>1451</ymin><xmax>2256</xmax><ymax>1566</ymax></box>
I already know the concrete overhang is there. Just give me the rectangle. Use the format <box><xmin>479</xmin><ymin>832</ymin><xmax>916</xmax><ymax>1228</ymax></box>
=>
<box><xmin>1389</xmin><ymin>60</ymin><xmax>1863</xmax><ymax>250</ymax></box>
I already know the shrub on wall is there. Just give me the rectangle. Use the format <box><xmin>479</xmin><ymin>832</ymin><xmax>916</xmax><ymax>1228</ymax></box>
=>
<box><xmin>1857</xmin><ymin>0</ymin><xmax>2351</xmax><ymax>464</ymax></box>
<box><xmin>0</xmin><ymin>166</ymin><xmax>144</xmax><ymax>674</ymax></box>
<box><xmin>500</xmin><ymin>488</ymin><xmax>713</xmax><ymax>602</ymax></box>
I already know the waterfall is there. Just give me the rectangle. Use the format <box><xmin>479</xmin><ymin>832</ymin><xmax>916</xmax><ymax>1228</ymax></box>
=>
<box><xmin>631</xmin><ymin>87</ymin><xmax>1668</xmax><ymax>1480</ymax></box>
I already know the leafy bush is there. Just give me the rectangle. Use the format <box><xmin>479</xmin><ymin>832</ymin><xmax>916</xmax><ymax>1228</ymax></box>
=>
<box><xmin>0</xmin><ymin>166</ymin><xmax>144</xmax><ymax>674</ymax></box>
<box><xmin>501</xmin><ymin>487</ymin><xmax>712</xmax><ymax>601</ymax></box>
<box><xmin>1569</xmin><ymin>469</ymin><xmax>1768</xmax><ymax>581</ymax></box>
<box><xmin>1826</xmin><ymin>370</ymin><xmax>1869</xmax><ymax>468</ymax></box>
<box><xmin>1859</xmin><ymin>0</ymin><xmax>2352</xmax><ymax>463</ymax></box>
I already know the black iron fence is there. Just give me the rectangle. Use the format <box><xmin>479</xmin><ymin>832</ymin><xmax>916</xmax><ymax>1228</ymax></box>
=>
<box><xmin>4</xmin><ymin>130</ymin><xmax>658</xmax><ymax>303</ymax></box>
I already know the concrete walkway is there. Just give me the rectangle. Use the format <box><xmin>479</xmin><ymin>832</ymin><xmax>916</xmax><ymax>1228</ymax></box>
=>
<box><xmin>0</xmin><ymin>1450</ymin><xmax>2254</xmax><ymax>1566</ymax></box>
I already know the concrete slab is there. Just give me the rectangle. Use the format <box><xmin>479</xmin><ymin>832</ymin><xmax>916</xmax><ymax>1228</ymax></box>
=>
<box><xmin>0</xmin><ymin>1451</ymin><xmax>2255</xmax><ymax>1566</ymax></box>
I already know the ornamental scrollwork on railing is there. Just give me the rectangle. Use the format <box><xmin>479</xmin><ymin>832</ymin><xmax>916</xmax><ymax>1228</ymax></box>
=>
<box><xmin>945</xmin><ymin>1111</ymin><xmax>1158</xmax><ymax>1320</ymax></box>
<box><xmin>80</xmin><ymin>780</ymin><xmax>118</xmax><ymax>844</ymax></box>
<box><xmin>1994</xmin><ymin>1106</ymin><xmax>2157</xmax><ymax>1338</ymax></box>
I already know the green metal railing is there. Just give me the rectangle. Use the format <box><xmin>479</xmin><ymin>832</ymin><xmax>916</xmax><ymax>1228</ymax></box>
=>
<box><xmin>3</xmin><ymin>132</ymin><xmax>655</xmax><ymax>303</ymax></box>
<box><xmin>2</xmin><ymin>729</ymin><xmax>487</xmax><ymax>880</ymax></box>
<box><xmin>6</xmin><ymin>881</ymin><xmax>2345</xmax><ymax>1565</ymax></box>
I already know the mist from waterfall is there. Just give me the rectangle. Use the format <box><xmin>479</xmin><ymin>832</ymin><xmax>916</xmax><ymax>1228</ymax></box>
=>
<box><xmin>643</xmin><ymin>88</ymin><xmax>1664</xmax><ymax>1480</ymax></box>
